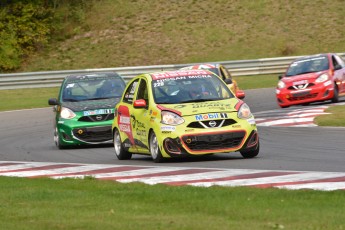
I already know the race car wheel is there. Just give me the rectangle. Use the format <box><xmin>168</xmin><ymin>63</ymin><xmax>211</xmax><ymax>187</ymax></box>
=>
<box><xmin>240</xmin><ymin>141</ymin><xmax>260</xmax><ymax>159</ymax></box>
<box><xmin>54</xmin><ymin>127</ymin><xmax>65</xmax><ymax>149</ymax></box>
<box><xmin>149</xmin><ymin>131</ymin><xmax>164</xmax><ymax>163</ymax></box>
<box><xmin>113</xmin><ymin>129</ymin><xmax>132</xmax><ymax>160</ymax></box>
<box><xmin>331</xmin><ymin>84</ymin><xmax>339</xmax><ymax>103</ymax></box>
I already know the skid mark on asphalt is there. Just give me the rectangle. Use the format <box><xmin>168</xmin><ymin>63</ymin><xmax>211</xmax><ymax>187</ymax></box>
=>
<box><xmin>1</xmin><ymin>161</ymin><xmax>344</xmax><ymax>191</ymax></box>
<box><xmin>254</xmin><ymin>105</ymin><xmax>330</xmax><ymax>127</ymax></box>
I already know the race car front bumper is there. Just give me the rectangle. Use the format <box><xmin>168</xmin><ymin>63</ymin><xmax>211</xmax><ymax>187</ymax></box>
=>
<box><xmin>276</xmin><ymin>81</ymin><xmax>334</xmax><ymax>107</ymax></box>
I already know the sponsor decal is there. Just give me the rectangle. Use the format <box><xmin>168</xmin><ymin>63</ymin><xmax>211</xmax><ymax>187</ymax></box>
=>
<box><xmin>232</xmin><ymin>125</ymin><xmax>241</xmax><ymax>128</ymax></box>
<box><xmin>220</xmin><ymin>113</ymin><xmax>227</xmax><ymax>118</ymax></box>
<box><xmin>174</xmin><ymin>105</ymin><xmax>186</xmax><ymax>109</ymax></box>
<box><xmin>66</xmin><ymin>83</ymin><xmax>75</xmax><ymax>88</ymax></box>
<box><xmin>292</xmin><ymin>56</ymin><xmax>326</xmax><ymax>65</ymax></box>
<box><xmin>120</xmin><ymin>116</ymin><xmax>130</xmax><ymax>124</ymax></box>
<box><xmin>293</xmin><ymin>80</ymin><xmax>308</xmax><ymax>85</ymax></box>
<box><xmin>83</xmin><ymin>109</ymin><xmax>113</xmax><ymax>116</ymax></box>
<box><xmin>119</xmin><ymin>124</ymin><xmax>131</xmax><ymax>132</ymax></box>
<box><xmin>151</xmin><ymin>70</ymin><xmax>210</xmax><ymax>80</ymax></box>
<box><xmin>136</xmin><ymin>129</ymin><xmax>146</xmax><ymax>137</ymax></box>
<box><xmin>131</xmin><ymin>118</ymin><xmax>146</xmax><ymax>130</ymax></box>
<box><xmin>192</xmin><ymin>102</ymin><xmax>231</xmax><ymax>110</ymax></box>
<box><xmin>149</xmin><ymin>110</ymin><xmax>158</xmax><ymax>116</ymax></box>
<box><xmin>195</xmin><ymin>113</ymin><xmax>227</xmax><ymax>121</ymax></box>
<box><xmin>161</xmin><ymin>126</ymin><xmax>176</xmax><ymax>131</ymax></box>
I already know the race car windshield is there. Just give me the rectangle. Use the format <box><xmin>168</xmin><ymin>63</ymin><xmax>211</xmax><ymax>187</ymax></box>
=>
<box><xmin>285</xmin><ymin>56</ymin><xmax>329</xmax><ymax>77</ymax></box>
<box><xmin>62</xmin><ymin>76</ymin><xmax>126</xmax><ymax>102</ymax></box>
<box><xmin>152</xmin><ymin>73</ymin><xmax>234</xmax><ymax>104</ymax></box>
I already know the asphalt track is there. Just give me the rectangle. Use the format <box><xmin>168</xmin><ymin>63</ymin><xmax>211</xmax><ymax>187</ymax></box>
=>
<box><xmin>1</xmin><ymin>88</ymin><xmax>345</xmax><ymax>190</ymax></box>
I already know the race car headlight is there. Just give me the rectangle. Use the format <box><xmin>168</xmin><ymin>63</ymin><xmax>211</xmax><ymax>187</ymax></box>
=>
<box><xmin>161</xmin><ymin>111</ymin><xmax>184</xmax><ymax>125</ymax></box>
<box><xmin>60</xmin><ymin>107</ymin><xmax>76</xmax><ymax>119</ymax></box>
<box><xmin>238</xmin><ymin>103</ymin><xmax>252</xmax><ymax>119</ymax></box>
<box><xmin>315</xmin><ymin>73</ymin><xmax>329</xmax><ymax>83</ymax></box>
<box><xmin>277</xmin><ymin>80</ymin><xmax>285</xmax><ymax>89</ymax></box>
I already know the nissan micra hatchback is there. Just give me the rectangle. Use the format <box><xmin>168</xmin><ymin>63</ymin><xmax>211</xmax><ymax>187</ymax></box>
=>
<box><xmin>112</xmin><ymin>69</ymin><xmax>259</xmax><ymax>162</ymax></box>
<box><xmin>48</xmin><ymin>72</ymin><xmax>126</xmax><ymax>149</ymax></box>
<box><xmin>276</xmin><ymin>53</ymin><xmax>345</xmax><ymax>108</ymax></box>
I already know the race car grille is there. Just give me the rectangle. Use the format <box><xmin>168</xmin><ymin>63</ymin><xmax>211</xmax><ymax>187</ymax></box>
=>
<box><xmin>78</xmin><ymin>113</ymin><xmax>114</xmax><ymax>122</ymax></box>
<box><xmin>182</xmin><ymin>131</ymin><xmax>245</xmax><ymax>151</ymax></box>
<box><xmin>287</xmin><ymin>92</ymin><xmax>318</xmax><ymax>101</ymax></box>
<box><xmin>187</xmin><ymin>119</ymin><xmax>237</xmax><ymax>129</ymax></box>
<box><xmin>288</xmin><ymin>83</ymin><xmax>315</xmax><ymax>90</ymax></box>
<box><xmin>72</xmin><ymin>126</ymin><xmax>112</xmax><ymax>143</ymax></box>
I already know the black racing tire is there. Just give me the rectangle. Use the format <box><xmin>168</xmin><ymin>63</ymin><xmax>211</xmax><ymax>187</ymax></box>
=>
<box><xmin>149</xmin><ymin>131</ymin><xmax>164</xmax><ymax>163</ymax></box>
<box><xmin>113</xmin><ymin>128</ymin><xmax>132</xmax><ymax>160</ymax></box>
<box><xmin>331</xmin><ymin>83</ymin><xmax>339</xmax><ymax>103</ymax></box>
<box><xmin>240</xmin><ymin>141</ymin><xmax>260</xmax><ymax>159</ymax></box>
<box><xmin>54</xmin><ymin>127</ymin><xmax>65</xmax><ymax>149</ymax></box>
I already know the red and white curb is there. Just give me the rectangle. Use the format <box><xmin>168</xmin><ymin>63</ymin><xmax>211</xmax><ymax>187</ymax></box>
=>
<box><xmin>1</xmin><ymin>161</ymin><xmax>345</xmax><ymax>191</ymax></box>
<box><xmin>254</xmin><ymin>105</ymin><xmax>330</xmax><ymax>127</ymax></box>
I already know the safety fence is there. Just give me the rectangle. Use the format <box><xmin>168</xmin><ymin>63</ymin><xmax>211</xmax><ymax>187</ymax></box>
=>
<box><xmin>1</xmin><ymin>53</ymin><xmax>344</xmax><ymax>90</ymax></box>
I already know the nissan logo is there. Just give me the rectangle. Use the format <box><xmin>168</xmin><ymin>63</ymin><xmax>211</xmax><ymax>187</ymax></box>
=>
<box><xmin>96</xmin><ymin>115</ymin><xmax>103</xmax><ymax>121</ymax></box>
<box><xmin>209</xmin><ymin>120</ymin><xmax>217</xmax><ymax>127</ymax></box>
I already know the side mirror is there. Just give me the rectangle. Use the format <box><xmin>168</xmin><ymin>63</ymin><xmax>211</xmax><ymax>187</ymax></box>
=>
<box><xmin>48</xmin><ymin>98</ymin><xmax>59</xmax><ymax>105</ymax></box>
<box><xmin>278</xmin><ymin>75</ymin><xmax>283</xmax><ymax>80</ymax></box>
<box><xmin>224</xmin><ymin>78</ymin><xmax>233</xmax><ymax>84</ymax></box>
<box><xmin>236</xmin><ymin>90</ymin><xmax>245</xmax><ymax>99</ymax></box>
<box><xmin>133</xmin><ymin>99</ymin><xmax>147</xmax><ymax>108</ymax></box>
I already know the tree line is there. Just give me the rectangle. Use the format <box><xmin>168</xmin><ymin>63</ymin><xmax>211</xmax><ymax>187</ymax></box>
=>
<box><xmin>0</xmin><ymin>0</ymin><xmax>94</xmax><ymax>72</ymax></box>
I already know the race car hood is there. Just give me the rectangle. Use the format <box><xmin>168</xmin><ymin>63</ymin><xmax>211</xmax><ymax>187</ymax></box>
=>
<box><xmin>157</xmin><ymin>99</ymin><xmax>239</xmax><ymax>116</ymax></box>
<box><xmin>283</xmin><ymin>71</ymin><xmax>326</xmax><ymax>83</ymax></box>
<box><xmin>61</xmin><ymin>98</ymin><xmax>121</xmax><ymax>112</ymax></box>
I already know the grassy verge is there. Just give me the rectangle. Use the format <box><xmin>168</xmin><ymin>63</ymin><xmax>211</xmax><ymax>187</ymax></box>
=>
<box><xmin>1</xmin><ymin>176</ymin><xmax>344</xmax><ymax>230</ymax></box>
<box><xmin>314</xmin><ymin>105</ymin><xmax>345</xmax><ymax>127</ymax></box>
<box><xmin>0</xmin><ymin>87</ymin><xmax>59</xmax><ymax>112</ymax></box>
<box><xmin>235</xmin><ymin>74</ymin><xmax>279</xmax><ymax>89</ymax></box>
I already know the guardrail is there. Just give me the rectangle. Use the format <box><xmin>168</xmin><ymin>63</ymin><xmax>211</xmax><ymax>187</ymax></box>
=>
<box><xmin>1</xmin><ymin>53</ymin><xmax>344</xmax><ymax>90</ymax></box>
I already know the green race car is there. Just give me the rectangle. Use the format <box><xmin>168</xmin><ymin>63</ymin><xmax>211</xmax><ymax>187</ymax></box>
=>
<box><xmin>48</xmin><ymin>72</ymin><xmax>126</xmax><ymax>149</ymax></box>
<box><xmin>112</xmin><ymin>69</ymin><xmax>259</xmax><ymax>162</ymax></box>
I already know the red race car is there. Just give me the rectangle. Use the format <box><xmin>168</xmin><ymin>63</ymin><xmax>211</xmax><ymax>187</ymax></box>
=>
<box><xmin>276</xmin><ymin>53</ymin><xmax>345</xmax><ymax>108</ymax></box>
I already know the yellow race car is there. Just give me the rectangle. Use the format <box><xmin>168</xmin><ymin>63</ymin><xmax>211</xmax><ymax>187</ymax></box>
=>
<box><xmin>112</xmin><ymin>69</ymin><xmax>259</xmax><ymax>162</ymax></box>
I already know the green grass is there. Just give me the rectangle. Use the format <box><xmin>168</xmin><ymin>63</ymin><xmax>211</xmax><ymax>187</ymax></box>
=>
<box><xmin>236</xmin><ymin>74</ymin><xmax>279</xmax><ymax>89</ymax></box>
<box><xmin>18</xmin><ymin>0</ymin><xmax>345</xmax><ymax>72</ymax></box>
<box><xmin>0</xmin><ymin>87</ymin><xmax>59</xmax><ymax>112</ymax></box>
<box><xmin>314</xmin><ymin>105</ymin><xmax>345</xmax><ymax>127</ymax></box>
<box><xmin>1</xmin><ymin>176</ymin><xmax>344</xmax><ymax>230</ymax></box>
